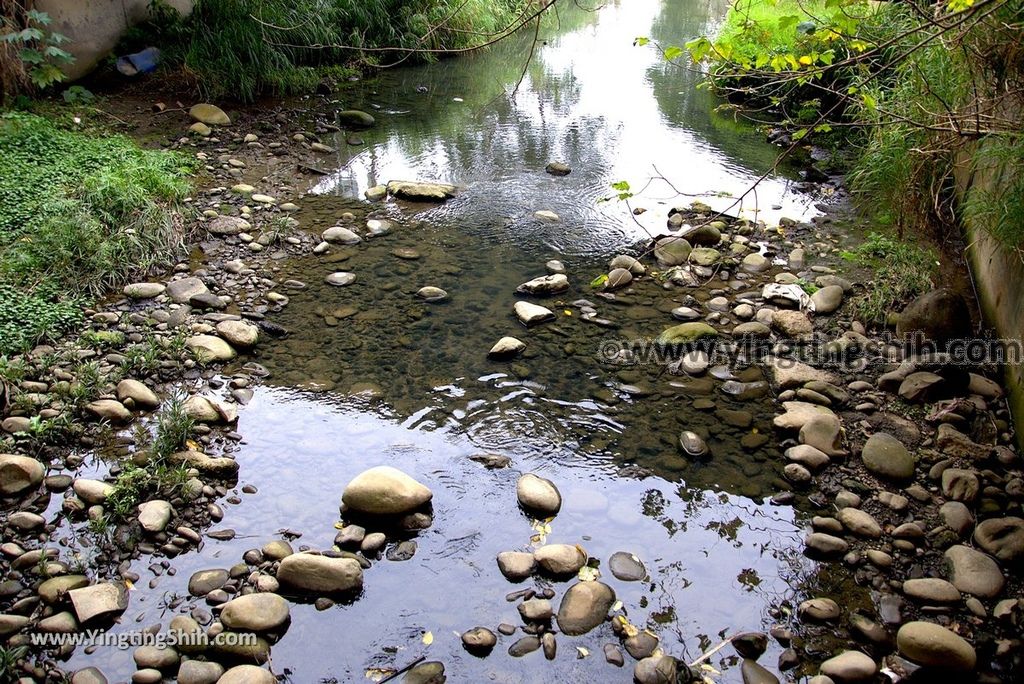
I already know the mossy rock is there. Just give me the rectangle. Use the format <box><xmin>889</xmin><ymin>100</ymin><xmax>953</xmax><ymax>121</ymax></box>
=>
<box><xmin>656</xmin><ymin>322</ymin><xmax>718</xmax><ymax>346</ymax></box>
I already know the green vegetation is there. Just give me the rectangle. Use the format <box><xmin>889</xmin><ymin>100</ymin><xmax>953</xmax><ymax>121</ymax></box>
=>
<box><xmin>129</xmin><ymin>0</ymin><xmax>525</xmax><ymax>102</ymax></box>
<box><xmin>0</xmin><ymin>112</ymin><xmax>195</xmax><ymax>355</ymax></box>
<box><xmin>1</xmin><ymin>9</ymin><xmax>73</xmax><ymax>96</ymax></box>
<box><xmin>841</xmin><ymin>232</ymin><xmax>939</xmax><ymax>323</ymax></box>
<box><xmin>107</xmin><ymin>394</ymin><xmax>194</xmax><ymax>520</ymax></box>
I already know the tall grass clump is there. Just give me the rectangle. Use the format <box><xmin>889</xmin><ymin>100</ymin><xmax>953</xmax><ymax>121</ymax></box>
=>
<box><xmin>0</xmin><ymin>112</ymin><xmax>194</xmax><ymax>354</ymax></box>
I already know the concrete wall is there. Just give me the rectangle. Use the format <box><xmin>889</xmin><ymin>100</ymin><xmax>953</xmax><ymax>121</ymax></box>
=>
<box><xmin>955</xmin><ymin>143</ymin><xmax>1024</xmax><ymax>444</ymax></box>
<box><xmin>35</xmin><ymin>0</ymin><xmax>193</xmax><ymax>81</ymax></box>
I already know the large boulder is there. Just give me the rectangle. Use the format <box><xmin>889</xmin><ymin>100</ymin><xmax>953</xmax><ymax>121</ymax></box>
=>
<box><xmin>556</xmin><ymin>581</ymin><xmax>615</xmax><ymax>635</ymax></box>
<box><xmin>337</xmin><ymin>110</ymin><xmax>375</xmax><ymax>127</ymax></box>
<box><xmin>0</xmin><ymin>454</ymin><xmax>45</xmax><ymax>495</ymax></box>
<box><xmin>896</xmin><ymin>621</ymin><xmax>976</xmax><ymax>671</ymax></box>
<box><xmin>341</xmin><ymin>466</ymin><xmax>432</xmax><ymax>515</ymax></box>
<box><xmin>276</xmin><ymin>553</ymin><xmax>362</xmax><ymax>594</ymax></box>
<box><xmin>896</xmin><ymin>289</ymin><xmax>970</xmax><ymax>345</ymax></box>
<box><xmin>386</xmin><ymin>180</ymin><xmax>457</xmax><ymax>201</ymax></box>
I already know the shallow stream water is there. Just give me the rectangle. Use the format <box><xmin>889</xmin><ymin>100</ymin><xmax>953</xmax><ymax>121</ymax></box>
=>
<box><xmin>60</xmin><ymin>0</ymin><xmax>863</xmax><ymax>681</ymax></box>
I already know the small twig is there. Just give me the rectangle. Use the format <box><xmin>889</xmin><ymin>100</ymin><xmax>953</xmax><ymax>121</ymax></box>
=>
<box><xmin>687</xmin><ymin>633</ymin><xmax>734</xmax><ymax>668</ymax></box>
<box><xmin>378</xmin><ymin>656</ymin><xmax>426</xmax><ymax>683</ymax></box>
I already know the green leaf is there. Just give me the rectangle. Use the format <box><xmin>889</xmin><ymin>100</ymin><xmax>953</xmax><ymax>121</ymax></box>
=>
<box><xmin>590</xmin><ymin>274</ymin><xmax>609</xmax><ymax>289</ymax></box>
<box><xmin>663</xmin><ymin>45</ymin><xmax>684</xmax><ymax>62</ymax></box>
<box><xmin>26</xmin><ymin>9</ymin><xmax>52</xmax><ymax>26</ymax></box>
<box><xmin>860</xmin><ymin>92</ymin><xmax>877</xmax><ymax>110</ymax></box>
<box><xmin>19</xmin><ymin>27</ymin><xmax>44</xmax><ymax>42</ymax></box>
<box><xmin>611</xmin><ymin>180</ymin><xmax>630</xmax><ymax>192</ymax></box>
<box><xmin>777</xmin><ymin>15</ymin><xmax>800</xmax><ymax>31</ymax></box>
<box><xmin>633</xmin><ymin>36</ymin><xmax>649</xmax><ymax>47</ymax></box>
<box><xmin>791</xmin><ymin>128</ymin><xmax>808</xmax><ymax>141</ymax></box>
<box><xmin>685</xmin><ymin>37</ymin><xmax>712</xmax><ymax>63</ymax></box>
<box><xmin>19</xmin><ymin>48</ymin><xmax>44</xmax><ymax>65</ymax></box>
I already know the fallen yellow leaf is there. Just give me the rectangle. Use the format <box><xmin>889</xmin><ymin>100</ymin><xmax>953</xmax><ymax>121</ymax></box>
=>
<box><xmin>422</xmin><ymin>630</ymin><xmax>433</xmax><ymax>645</ymax></box>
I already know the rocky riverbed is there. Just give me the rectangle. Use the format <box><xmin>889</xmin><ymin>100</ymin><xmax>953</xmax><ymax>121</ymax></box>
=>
<box><xmin>1</xmin><ymin>58</ymin><xmax>1023</xmax><ymax>684</ymax></box>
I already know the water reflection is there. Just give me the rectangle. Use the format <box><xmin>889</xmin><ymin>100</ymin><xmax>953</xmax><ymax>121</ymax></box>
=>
<box><xmin>309</xmin><ymin>0</ymin><xmax>815</xmax><ymax>255</ymax></box>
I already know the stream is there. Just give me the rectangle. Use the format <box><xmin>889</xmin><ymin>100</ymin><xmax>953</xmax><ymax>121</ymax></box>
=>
<box><xmin>58</xmin><ymin>0</ymin><xmax>858</xmax><ymax>681</ymax></box>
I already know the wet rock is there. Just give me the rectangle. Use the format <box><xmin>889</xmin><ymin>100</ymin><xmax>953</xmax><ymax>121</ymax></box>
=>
<box><xmin>516</xmin><ymin>473</ymin><xmax>562</xmax><ymax>516</ymax></box>
<box><xmin>170</xmin><ymin>450</ymin><xmax>239</xmax><ymax>477</ymax></box>
<box><xmin>741</xmin><ymin>252</ymin><xmax>770</xmax><ymax>273</ymax></box>
<box><xmin>606</xmin><ymin>268</ymin><xmax>633</xmax><ymax>290</ymax></box>
<box><xmin>387</xmin><ymin>540</ymin><xmax>417</xmax><ymax>561</ymax></box>
<box><xmin>0</xmin><ymin>454</ymin><xmax>45</xmax><ymax>495</ymax></box>
<box><xmin>322</xmin><ymin>226</ymin><xmax>362</xmax><ymax>245</ymax></box>
<box><xmin>799</xmin><ymin>597</ymin><xmax>840</xmax><ymax>622</ymax></box>
<box><xmin>188</xmin><ymin>569</ymin><xmax>229</xmax><ymax>597</ymax></box>
<box><xmin>903</xmin><ymin>578</ymin><xmax>961</xmax><ymax>604</ymax></box>
<box><xmin>898</xmin><ymin>372</ymin><xmax>946</xmax><ymax>403</ymax></box>
<box><xmin>189</xmin><ymin>103</ymin><xmax>230</xmax><ymax>125</ymax></box>
<box><xmin>773</xmin><ymin>401</ymin><xmax>835</xmax><ymax>431</ymax></box>
<box><xmin>534</xmin><ymin>209</ymin><xmax>560</xmax><ymax>221</ymax></box>
<box><xmin>608</xmin><ymin>551</ymin><xmax>646</xmax><ymax>581</ymax></box>
<box><xmin>786</xmin><ymin>444</ymin><xmax>830</xmax><ymax>470</ymax></box>
<box><xmin>185</xmin><ymin>335</ymin><xmax>236</xmax><ymax>362</ymax></box>
<box><xmin>514</xmin><ymin>301</ymin><xmax>555</xmax><ymax>326</ymax></box>
<box><xmin>784</xmin><ymin>463</ymin><xmax>812</xmax><ymax>484</ymax></box>
<box><xmin>684</xmin><ymin>224</ymin><xmax>722</xmax><ymax>247</ymax></box>
<box><xmin>325</xmin><ymin>271</ymin><xmax>357</xmax><ymax>287</ymax></box>
<box><xmin>216</xmin><ymin>320</ymin><xmax>259</xmax><ymax>349</ymax></box>
<box><xmin>116</xmin><ymin>379</ymin><xmax>160</xmax><ymax>410</ymax></box>
<box><xmin>805</xmin><ymin>533</ymin><xmax>849</xmax><ymax>557</ymax></box>
<box><xmin>766</xmin><ymin>358</ymin><xmax>838</xmax><ymax>390</ymax></box>
<box><xmin>74</xmin><ymin>478</ymin><xmax>114</xmax><ymax>504</ymax></box>
<box><xmin>387</xmin><ymin>180</ymin><xmax>457</xmax><ymax>201</ymax></box>
<box><xmin>71</xmin><ymin>667</ymin><xmax>108</xmax><ymax>684</ymax></box>
<box><xmin>546</xmin><ymin>161</ymin><xmax>571</xmax><ymax>176</ymax></box>
<box><xmin>219</xmin><ymin>593</ymin><xmax>290</xmax><ymax>632</ymax></box>
<box><xmin>604</xmin><ymin>642</ymin><xmax>625</xmax><ymax>666</ymax></box>
<box><xmin>516</xmin><ymin>273</ymin><xmax>569</xmax><ymax>295</ymax></box>
<box><xmin>497</xmin><ymin>551</ymin><xmax>536</xmax><ymax>581</ymax></box>
<box><xmin>462</xmin><ymin>626</ymin><xmax>497</xmax><ymax>655</ymax></box>
<box><xmin>39</xmin><ymin>575</ymin><xmax>90</xmax><ymax>603</ymax></box>
<box><xmin>519</xmin><ymin>598</ymin><xmax>553</xmax><ymax>622</ymax></box>
<box><xmin>740</xmin><ymin>659</ymin><xmax>779</xmax><ymax>684</ymax></box>
<box><xmin>556</xmin><ymin>581</ymin><xmax>615</xmax><ymax>635</ymax></box>
<box><xmin>837</xmin><ymin>508</ymin><xmax>882</xmax><ymax>538</ymax></box>
<box><xmin>337</xmin><ymin>110</ymin><xmax>375</xmax><ymax>127</ymax></box>
<box><xmin>402</xmin><ymin>661</ymin><xmax>445</xmax><ymax>683</ymax></box>
<box><xmin>276</xmin><ymin>553</ymin><xmax>363</xmax><ymax>594</ymax></box>
<box><xmin>85</xmin><ymin>399</ymin><xmax>131</xmax><ymax>423</ymax></box>
<box><xmin>944</xmin><ymin>545</ymin><xmax>1004</xmax><ymax>598</ymax></box>
<box><xmin>861</xmin><ymin>432</ymin><xmax>915</xmax><ymax>481</ymax></box>
<box><xmin>896</xmin><ymin>621</ymin><xmax>976</xmax><ymax>671</ymax></box>
<box><xmin>671</xmin><ymin>306</ymin><xmax>701</xmax><ymax>321</ymax></box>
<box><xmin>217</xmin><ymin>665</ymin><xmax>275</xmax><ymax>684</ymax></box>
<box><xmin>819</xmin><ymin>650</ymin><xmax>876</xmax><ymax>682</ymax></box>
<box><xmin>133</xmin><ymin>645</ymin><xmax>179</xmax><ymax>670</ymax></box>
<box><xmin>488</xmin><ymin>337</ymin><xmax>526</xmax><ymax>359</ymax></box>
<box><xmin>973</xmin><ymin>517</ymin><xmax>1024</xmax><ymax>563</ymax></box>
<box><xmin>137</xmin><ymin>500</ymin><xmax>173</xmax><ymax>533</ymax></box>
<box><xmin>342</xmin><ymin>466</ymin><xmax>432</xmax><ymax>515</ymax></box>
<box><xmin>123</xmin><ymin>282</ymin><xmax>165</xmax><ymax>299</ymax></box>
<box><xmin>896</xmin><ymin>289</ymin><xmax>970</xmax><ymax>345</ymax></box>
<box><xmin>625</xmin><ymin>630</ymin><xmax>659</xmax><ymax>659</ymax></box>
<box><xmin>635</xmin><ymin>655</ymin><xmax>678</xmax><ymax>684</ymax></box>
<box><xmin>509</xmin><ymin>635</ymin><xmax>541</xmax><ymax>657</ymax></box>
<box><xmin>678</xmin><ymin>429</ymin><xmax>709</xmax><ymax>457</ymax></box>
<box><xmin>733</xmin><ymin>632</ymin><xmax>768</xmax><ymax>660</ymax></box>
<box><xmin>534</xmin><ymin>544</ymin><xmax>587</xmax><ymax>577</ymax></box>
<box><xmin>365</xmin><ymin>185</ymin><xmax>387</xmax><ymax>201</ymax></box>
<box><xmin>653</xmin><ymin>236</ymin><xmax>692</xmax><ymax>267</ymax></box>
<box><xmin>69</xmin><ymin>582</ymin><xmax>128</xmax><ymax>623</ymax></box>
<box><xmin>811</xmin><ymin>285</ymin><xmax>844</xmax><ymax>314</ymax></box>
<box><xmin>416</xmin><ymin>286</ymin><xmax>448</xmax><ymax>302</ymax></box>
<box><xmin>656</xmin><ymin>322</ymin><xmax>718</xmax><ymax>346</ymax></box>
<box><xmin>0</xmin><ymin>614</ymin><xmax>29</xmax><ymax>637</ymax></box>
<box><xmin>176</xmin><ymin>660</ymin><xmax>223</xmax><ymax>684</ymax></box>
<box><xmin>610</xmin><ymin>255</ymin><xmax>645</xmax><ymax>276</ymax></box>
<box><xmin>468</xmin><ymin>453</ymin><xmax>511</xmax><ymax>469</ymax></box>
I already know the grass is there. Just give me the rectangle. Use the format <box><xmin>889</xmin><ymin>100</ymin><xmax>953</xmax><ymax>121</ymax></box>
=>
<box><xmin>840</xmin><ymin>232</ymin><xmax>939</xmax><ymax>324</ymax></box>
<box><xmin>106</xmin><ymin>393</ymin><xmax>195</xmax><ymax>520</ymax></box>
<box><xmin>0</xmin><ymin>112</ymin><xmax>195</xmax><ymax>355</ymax></box>
<box><xmin>127</xmin><ymin>0</ymin><xmax>523</xmax><ymax>103</ymax></box>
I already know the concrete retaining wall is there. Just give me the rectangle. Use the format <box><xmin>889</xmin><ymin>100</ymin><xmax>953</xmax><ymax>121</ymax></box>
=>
<box><xmin>35</xmin><ymin>0</ymin><xmax>193</xmax><ymax>81</ymax></box>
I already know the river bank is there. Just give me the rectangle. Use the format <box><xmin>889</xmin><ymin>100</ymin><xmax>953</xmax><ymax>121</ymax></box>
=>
<box><xmin>2</xmin><ymin>1</ymin><xmax>1023</xmax><ymax>682</ymax></box>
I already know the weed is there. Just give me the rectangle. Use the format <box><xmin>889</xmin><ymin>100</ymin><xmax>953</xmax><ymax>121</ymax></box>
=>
<box><xmin>840</xmin><ymin>232</ymin><xmax>938</xmax><ymax>323</ymax></box>
<box><xmin>0</xmin><ymin>644</ymin><xmax>28</xmax><ymax>681</ymax></box>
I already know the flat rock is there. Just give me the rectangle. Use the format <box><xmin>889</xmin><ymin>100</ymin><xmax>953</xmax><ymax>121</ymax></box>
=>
<box><xmin>68</xmin><ymin>582</ymin><xmax>128</xmax><ymax>623</ymax></box>
<box><xmin>123</xmin><ymin>282</ymin><xmax>165</xmax><ymax>299</ymax></box>
<box><xmin>488</xmin><ymin>337</ymin><xmax>525</xmax><ymax>359</ymax></box>
<box><xmin>608</xmin><ymin>551</ymin><xmax>646</xmax><ymax>581</ymax></box>
<box><xmin>217</xmin><ymin>665</ymin><xmax>275</xmax><ymax>684</ymax></box>
<box><xmin>386</xmin><ymin>180</ymin><xmax>457</xmax><ymax>201</ymax></box>
<box><xmin>514</xmin><ymin>301</ymin><xmax>555</xmax><ymax>326</ymax></box>
<box><xmin>185</xmin><ymin>335</ymin><xmax>236</xmax><ymax>362</ymax></box>
<box><xmin>656</xmin><ymin>322</ymin><xmax>718</xmax><ymax>346</ymax></box>
<box><xmin>973</xmin><ymin>517</ymin><xmax>1024</xmax><ymax>563</ymax></box>
<box><xmin>516</xmin><ymin>274</ymin><xmax>568</xmax><ymax>295</ymax></box>
<box><xmin>116</xmin><ymin>379</ymin><xmax>160</xmax><ymax>409</ymax></box>
<box><xmin>189</xmin><ymin>103</ymin><xmax>230</xmax><ymax>125</ymax></box>
<box><xmin>322</xmin><ymin>226</ymin><xmax>362</xmax><ymax>244</ymax></box>
<box><xmin>276</xmin><ymin>553</ymin><xmax>362</xmax><ymax>594</ymax></box>
<box><xmin>219</xmin><ymin>593</ymin><xmax>290</xmax><ymax>632</ymax></box>
<box><xmin>137</xmin><ymin>500</ymin><xmax>173</xmax><ymax>533</ymax></box>
<box><xmin>216</xmin><ymin>320</ymin><xmax>259</xmax><ymax>349</ymax></box>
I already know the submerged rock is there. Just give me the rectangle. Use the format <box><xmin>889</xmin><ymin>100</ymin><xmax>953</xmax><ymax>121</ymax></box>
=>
<box><xmin>276</xmin><ymin>553</ymin><xmax>363</xmax><ymax>594</ymax></box>
<box><xmin>516</xmin><ymin>273</ymin><xmax>569</xmax><ymax>295</ymax></box>
<box><xmin>608</xmin><ymin>551</ymin><xmax>646</xmax><ymax>581</ymax></box>
<box><xmin>488</xmin><ymin>337</ymin><xmax>525</xmax><ymax>359</ymax></box>
<box><xmin>337</xmin><ymin>109</ymin><xmax>375</xmax><ymax>127</ymax></box>
<box><xmin>678</xmin><ymin>430</ymin><xmax>709</xmax><ymax>457</ymax></box>
<box><xmin>514</xmin><ymin>301</ymin><xmax>555</xmax><ymax>326</ymax></box>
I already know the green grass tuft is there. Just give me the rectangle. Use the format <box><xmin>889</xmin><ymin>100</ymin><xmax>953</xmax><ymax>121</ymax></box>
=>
<box><xmin>840</xmin><ymin>232</ymin><xmax>939</xmax><ymax>323</ymax></box>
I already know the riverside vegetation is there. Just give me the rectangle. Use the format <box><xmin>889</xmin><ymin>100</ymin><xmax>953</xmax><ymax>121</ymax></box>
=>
<box><xmin>1</xmin><ymin>0</ymin><xmax>1024</xmax><ymax>683</ymax></box>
